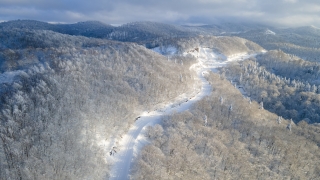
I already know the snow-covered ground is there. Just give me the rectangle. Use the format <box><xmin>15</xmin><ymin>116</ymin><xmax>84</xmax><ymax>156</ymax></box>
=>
<box><xmin>265</xmin><ymin>29</ymin><xmax>276</xmax><ymax>35</ymax></box>
<box><xmin>107</xmin><ymin>47</ymin><xmax>265</xmax><ymax>180</ymax></box>
<box><xmin>0</xmin><ymin>70</ymin><xmax>25</xmax><ymax>84</ymax></box>
<box><xmin>152</xmin><ymin>45</ymin><xmax>178</xmax><ymax>55</ymax></box>
<box><xmin>187</xmin><ymin>47</ymin><xmax>264</xmax><ymax>72</ymax></box>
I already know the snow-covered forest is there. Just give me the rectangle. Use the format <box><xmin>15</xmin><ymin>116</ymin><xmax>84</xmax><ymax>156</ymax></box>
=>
<box><xmin>0</xmin><ymin>20</ymin><xmax>320</xmax><ymax>180</ymax></box>
<box><xmin>0</xmin><ymin>27</ymin><xmax>196</xmax><ymax>179</ymax></box>
<box><xmin>224</xmin><ymin>50</ymin><xmax>320</xmax><ymax>123</ymax></box>
<box><xmin>132</xmin><ymin>73</ymin><xmax>320</xmax><ymax>179</ymax></box>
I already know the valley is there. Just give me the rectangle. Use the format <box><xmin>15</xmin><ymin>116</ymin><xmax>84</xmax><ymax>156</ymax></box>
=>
<box><xmin>0</xmin><ymin>20</ymin><xmax>319</xmax><ymax>180</ymax></box>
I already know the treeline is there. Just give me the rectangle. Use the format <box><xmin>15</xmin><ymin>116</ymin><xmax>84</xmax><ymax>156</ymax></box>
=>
<box><xmin>263</xmin><ymin>43</ymin><xmax>320</xmax><ymax>62</ymax></box>
<box><xmin>132</xmin><ymin>73</ymin><xmax>320</xmax><ymax>179</ymax></box>
<box><xmin>224</xmin><ymin>54</ymin><xmax>320</xmax><ymax>123</ymax></box>
<box><xmin>257</xmin><ymin>50</ymin><xmax>320</xmax><ymax>84</ymax></box>
<box><xmin>0</xmin><ymin>30</ymin><xmax>197</xmax><ymax>179</ymax></box>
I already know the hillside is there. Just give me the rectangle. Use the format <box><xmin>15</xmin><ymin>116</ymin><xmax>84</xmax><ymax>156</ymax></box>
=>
<box><xmin>0</xmin><ymin>28</ymin><xmax>196</xmax><ymax>179</ymax></box>
<box><xmin>224</xmin><ymin>50</ymin><xmax>320</xmax><ymax>124</ymax></box>
<box><xmin>130</xmin><ymin>24</ymin><xmax>320</xmax><ymax>180</ymax></box>
<box><xmin>133</xmin><ymin>73</ymin><xmax>320</xmax><ymax>179</ymax></box>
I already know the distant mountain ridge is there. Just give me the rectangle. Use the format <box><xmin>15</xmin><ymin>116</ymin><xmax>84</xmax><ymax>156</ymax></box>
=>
<box><xmin>0</xmin><ymin>20</ymin><xmax>115</xmax><ymax>38</ymax></box>
<box><xmin>2</xmin><ymin>19</ymin><xmax>320</xmax><ymax>62</ymax></box>
<box><xmin>0</xmin><ymin>20</ymin><xmax>198</xmax><ymax>43</ymax></box>
<box><xmin>0</xmin><ymin>20</ymin><xmax>270</xmax><ymax>43</ymax></box>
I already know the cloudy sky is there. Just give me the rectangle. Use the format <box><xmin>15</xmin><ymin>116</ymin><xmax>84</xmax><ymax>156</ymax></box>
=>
<box><xmin>0</xmin><ymin>0</ymin><xmax>319</xmax><ymax>27</ymax></box>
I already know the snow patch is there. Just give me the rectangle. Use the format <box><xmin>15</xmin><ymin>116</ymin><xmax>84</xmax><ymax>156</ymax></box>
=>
<box><xmin>0</xmin><ymin>70</ymin><xmax>24</xmax><ymax>84</ymax></box>
<box><xmin>230</xmin><ymin>31</ymin><xmax>243</xmax><ymax>34</ymax></box>
<box><xmin>187</xmin><ymin>47</ymin><xmax>266</xmax><ymax>72</ymax></box>
<box><xmin>265</xmin><ymin>29</ymin><xmax>276</xmax><ymax>35</ymax></box>
<box><xmin>227</xmin><ymin>53</ymin><xmax>257</xmax><ymax>62</ymax></box>
<box><xmin>310</xmin><ymin>25</ymin><xmax>320</xmax><ymax>29</ymax></box>
<box><xmin>152</xmin><ymin>45</ymin><xmax>178</xmax><ymax>55</ymax></box>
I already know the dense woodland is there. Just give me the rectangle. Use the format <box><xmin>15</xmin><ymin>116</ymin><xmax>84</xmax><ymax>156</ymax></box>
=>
<box><xmin>0</xmin><ymin>28</ymin><xmax>196</xmax><ymax>179</ymax></box>
<box><xmin>225</xmin><ymin>50</ymin><xmax>320</xmax><ymax>124</ymax></box>
<box><xmin>133</xmin><ymin>73</ymin><xmax>320</xmax><ymax>179</ymax></box>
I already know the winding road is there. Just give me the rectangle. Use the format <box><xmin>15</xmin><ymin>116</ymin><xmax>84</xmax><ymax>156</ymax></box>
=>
<box><xmin>108</xmin><ymin>47</ymin><xmax>263</xmax><ymax>180</ymax></box>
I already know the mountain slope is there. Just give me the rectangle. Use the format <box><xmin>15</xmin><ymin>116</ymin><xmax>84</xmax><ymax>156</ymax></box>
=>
<box><xmin>133</xmin><ymin>73</ymin><xmax>320</xmax><ymax>179</ymax></box>
<box><xmin>0</xmin><ymin>29</ymin><xmax>196</xmax><ymax>179</ymax></box>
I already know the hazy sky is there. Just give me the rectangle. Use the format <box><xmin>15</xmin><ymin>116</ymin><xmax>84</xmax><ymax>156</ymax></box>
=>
<box><xmin>0</xmin><ymin>0</ymin><xmax>319</xmax><ymax>27</ymax></box>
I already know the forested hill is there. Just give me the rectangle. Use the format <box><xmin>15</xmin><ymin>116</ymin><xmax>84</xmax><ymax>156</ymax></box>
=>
<box><xmin>0</xmin><ymin>20</ymin><xmax>114</xmax><ymax>39</ymax></box>
<box><xmin>225</xmin><ymin>50</ymin><xmax>320</xmax><ymax>124</ymax></box>
<box><xmin>0</xmin><ymin>28</ymin><xmax>196</xmax><ymax>179</ymax></box>
<box><xmin>236</xmin><ymin>26</ymin><xmax>320</xmax><ymax>62</ymax></box>
<box><xmin>0</xmin><ymin>20</ymin><xmax>199</xmax><ymax>43</ymax></box>
<box><xmin>0</xmin><ymin>27</ymin><xmax>112</xmax><ymax>72</ymax></box>
<box><xmin>133</xmin><ymin>73</ymin><xmax>320</xmax><ymax>179</ymax></box>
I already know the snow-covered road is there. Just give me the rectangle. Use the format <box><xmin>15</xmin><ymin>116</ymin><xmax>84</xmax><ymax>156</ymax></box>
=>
<box><xmin>108</xmin><ymin>47</ymin><xmax>265</xmax><ymax>180</ymax></box>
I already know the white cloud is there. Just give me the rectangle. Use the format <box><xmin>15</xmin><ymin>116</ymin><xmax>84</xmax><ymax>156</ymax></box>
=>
<box><xmin>283</xmin><ymin>0</ymin><xmax>298</xmax><ymax>3</ymax></box>
<box><xmin>0</xmin><ymin>0</ymin><xmax>319</xmax><ymax>27</ymax></box>
<box><xmin>269</xmin><ymin>14</ymin><xmax>320</xmax><ymax>27</ymax></box>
